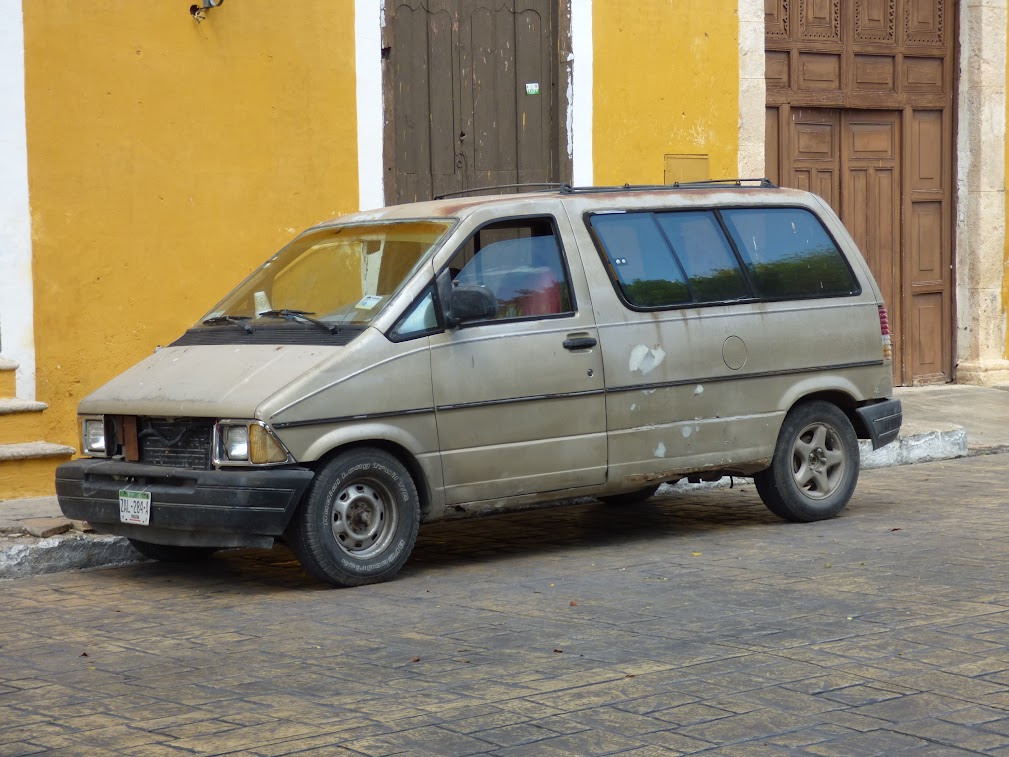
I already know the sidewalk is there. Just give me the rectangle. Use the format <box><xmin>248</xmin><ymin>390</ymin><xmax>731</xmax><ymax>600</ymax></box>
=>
<box><xmin>1</xmin><ymin>383</ymin><xmax>1004</xmax><ymax>579</ymax></box>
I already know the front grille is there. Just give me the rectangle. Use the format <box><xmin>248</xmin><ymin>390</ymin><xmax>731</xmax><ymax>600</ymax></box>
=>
<box><xmin>137</xmin><ymin>418</ymin><xmax>215</xmax><ymax>469</ymax></box>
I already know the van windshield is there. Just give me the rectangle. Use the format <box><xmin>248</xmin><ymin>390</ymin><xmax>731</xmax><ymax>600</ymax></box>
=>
<box><xmin>200</xmin><ymin>221</ymin><xmax>452</xmax><ymax>329</ymax></box>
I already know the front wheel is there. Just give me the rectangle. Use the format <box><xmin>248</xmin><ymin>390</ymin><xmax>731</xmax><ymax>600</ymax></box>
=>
<box><xmin>287</xmin><ymin>448</ymin><xmax>420</xmax><ymax>587</ymax></box>
<box><xmin>754</xmin><ymin>400</ymin><xmax>859</xmax><ymax>523</ymax></box>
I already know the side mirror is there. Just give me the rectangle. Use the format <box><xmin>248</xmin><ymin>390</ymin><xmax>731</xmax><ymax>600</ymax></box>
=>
<box><xmin>449</xmin><ymin>285</ymin><xmax>497</xmax><ymax>325</ymax></box>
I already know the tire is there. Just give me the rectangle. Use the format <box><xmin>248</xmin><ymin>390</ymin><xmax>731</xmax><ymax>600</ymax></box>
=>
<box><xmin>287</xmin><ymin>448</ymin><xmax>420</xmax><ymax>587</ymax></box>
<box><xmin>128</xmin><ymin>539</ymin><xmax>217</xmax><ymax>562</ymax></box>
<box><xmin>754</xmin><ymin>400</ymin><xmax>859</xmax><ymax>523</ymax></box>
<box><xmin>598</xmin><ymin>484</ymin><xmax>661</xmax><ymax>506</ymax></box>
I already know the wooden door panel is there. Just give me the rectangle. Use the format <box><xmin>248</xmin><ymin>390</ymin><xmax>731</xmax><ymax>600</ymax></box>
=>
<box><xmin>842</xmin><ymin>111</ymin><xmax>901</xmax><ymax>384</ymax></box>
<box><xmin>906</xmin><ymin>108</ymin><xmax>952</xmax><ymax>384</ymax></box>
<box><xmin>789</xmin><ymin>109</ymin><xmax>840</xmax><ymax>215</ymax></box>
<box><xmin>910</xmin><ymin>292</ymin><xmax>945</xmax><ymax>378</ymax></box>
<box><xmin>766</xmin><ymin>0</ymin><xmax>953</xmax><ymax>385</ymax></box>
<box><xmin>515</xmin><ymin>2</ymin><xmax>553</xmax><ymax>184</ymax></box>
<box><xmin>390</xmin><ymin>5</ymin><xmax>435</xmax><ymax>203</ymax></box>
<box><xmin>386</xmin><ymin>0</ymin><xmax>557</xmax><ymax>205</ymax></box>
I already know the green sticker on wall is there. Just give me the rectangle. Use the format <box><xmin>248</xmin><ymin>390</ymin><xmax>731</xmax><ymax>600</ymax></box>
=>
<box><xmin>525</xmin><ymin>82</ymin><xmax>540</xmax><ymax>95</ymax></box>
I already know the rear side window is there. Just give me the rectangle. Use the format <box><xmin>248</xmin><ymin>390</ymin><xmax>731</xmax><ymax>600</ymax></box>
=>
<box><xmin>588</xmin><ymin>213</ymin><xmax>690</xmax><ymax>307</ymax></box>
<box><xmin>589</xmin><ymin>205</ymin><xmax>860</xmax><ymax>309</ymax></box>
<box><xmin>721</xmin><ymin>208</ymin><xmax>858</xmax><ymax>299</ymax></box>
<box><xmin>654</xmin><ymin>211</ymin><xmax>750</xmax><ymax>302</ymax></box>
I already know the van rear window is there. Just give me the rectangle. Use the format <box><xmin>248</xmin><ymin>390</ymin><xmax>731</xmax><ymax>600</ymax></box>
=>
<box><xmin>588</xmin><ymin>206</ymin><xmax>859</xmax><ymax>309</ymax></box>
<box><xmin>721</xmin><ymin>208</ymin><xmax>858</xmax><ymax>299</ymax></box>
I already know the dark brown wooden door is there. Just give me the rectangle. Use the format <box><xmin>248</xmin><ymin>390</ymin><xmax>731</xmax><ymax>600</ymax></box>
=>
<box><xmin>384</xmin><ymin>0</ymin><xmax>560</xmax><ymax>205</ymax></box>
<box><xmin>765</xmin><ymin>0</ymin><xmax>954</xmax><ymax>386</ymax></box>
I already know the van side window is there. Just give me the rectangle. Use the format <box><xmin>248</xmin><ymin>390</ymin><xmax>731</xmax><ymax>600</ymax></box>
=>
<box><xmin>390</xmin><ymin>287</ymin><xmax>438</xmax><ymax>341</ymax></box>
<box><xmin>449</xmin><ymin>217</ymin><xmax>573</xmax><ymax>321</ymax></box>
<box><xmin>589</xmin><ymin>213</ymin><xmax>691</xmax><ymax>307</ymax></box>
<box><xmin>721</xmin><ymin>208</ymin><xmax>859</xmax><ymax>299</ymax></box>
<box><xmin>654</xmin><ymin>211</ymin><xmax>750</xmax><ymax>302</ymax></box>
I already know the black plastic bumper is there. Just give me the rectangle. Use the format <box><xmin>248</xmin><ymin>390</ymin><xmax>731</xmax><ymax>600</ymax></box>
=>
<box><xmin>855</xmin><ymin>398</ymin><xmax>902</xmax><ymax>450</ymax></box>
<box><xmin>55</xmin><ymin>459</ymin><xmax>314</xmax><ymax>548</ymax></box>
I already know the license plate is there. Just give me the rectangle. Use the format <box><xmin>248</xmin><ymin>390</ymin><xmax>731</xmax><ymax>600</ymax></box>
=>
<box><xmin>119</xmin><ymin>490</ymin><xmax>151</xmax><ymax>526</ymax></box>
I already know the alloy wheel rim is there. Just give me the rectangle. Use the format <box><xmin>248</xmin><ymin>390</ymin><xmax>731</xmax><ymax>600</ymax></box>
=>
<box><xmin>790</xmin><ymin>422</ymin><xmax>846</xmax><ymax>500</ymax></box>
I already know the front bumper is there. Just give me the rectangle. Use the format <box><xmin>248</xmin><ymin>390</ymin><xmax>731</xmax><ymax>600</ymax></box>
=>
<box><xmin>55</xmin><ymin>459</ymin><xmax>314</xmax><ymax>548</ymax></box>
<box><xmin>855</xmin><ymin>398</ymin><xmax>902</xmax><ymax>450</ymax></box>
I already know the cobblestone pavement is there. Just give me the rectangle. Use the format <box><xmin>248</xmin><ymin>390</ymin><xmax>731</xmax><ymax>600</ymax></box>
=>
<box><xmin>4</xmin><ymin>455</ymin><xmax>1009</xmax><ymax>756</ymax></box>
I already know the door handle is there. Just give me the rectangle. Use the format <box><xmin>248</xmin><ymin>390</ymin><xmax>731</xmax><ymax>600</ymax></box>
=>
<box><xmin>563</xmin><ymin>337</ymin><xmax>597</xmax><ymax>351</ymax></box>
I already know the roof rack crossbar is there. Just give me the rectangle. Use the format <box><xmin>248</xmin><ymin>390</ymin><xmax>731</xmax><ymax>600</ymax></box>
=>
<box><xmin>560</xmin><ymin>178</ymin><xmax>777</xmax><ymax>194</ymax></box>
<box><xmin>428</xmin><ymin>178</ymin><xmax>777</xmax><ymax>201</ymax></box>
<box><xmin>433</xmin><ymin>182</ymin><xmax>570</xmax><ymax>200</ymax></box>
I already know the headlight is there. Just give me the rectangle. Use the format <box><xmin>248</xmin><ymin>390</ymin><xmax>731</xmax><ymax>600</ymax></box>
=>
<box><xmin>217</xmin><ymin>421</ymin><xmax>290</xmax><ymax>465</ymax></box>
<box><xmin>224</xmin><ymin>426</ymin><xmax>249</xmax><ymax>460</ymax></box>
<box><xmin>81</xmin><ymin>416</ymin><xmax>108</xmax><ymax>457</ymax></box>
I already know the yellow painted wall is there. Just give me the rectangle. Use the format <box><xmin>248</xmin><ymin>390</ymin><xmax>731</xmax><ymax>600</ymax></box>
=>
<box><xmin>593</xmin><ymin>1</ymin><xmax>740</xmax><ymax>185</ymax></box>
<box><xmin>1005</xmin><ymin>7</ymin><xmax>1009</xmax><ymax>361</ymax></box>
<box><xmin>23</xmin><ymin>1</ymin><xmax>360</xmax><ymax>448</ymax></box>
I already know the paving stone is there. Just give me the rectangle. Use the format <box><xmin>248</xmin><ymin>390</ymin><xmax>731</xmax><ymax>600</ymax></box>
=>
<box><xmin>20</xmin><ymin>518</ymin><xmax>71</xmax><ymax>538</ymax></box>
<box><xmin>5</xmin><ymin>456</ymin><xmax>1009</xmax><ymax>753</ymax></box>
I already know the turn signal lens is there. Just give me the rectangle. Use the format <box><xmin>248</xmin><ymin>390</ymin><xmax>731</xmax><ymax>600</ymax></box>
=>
<box><xmin>249</xmin><ymin>424</ymin><xmax>288</xmax><ymax>464</ymax></box>
<box><xmin>878</xmin><ymin>305</ymin><xmax>892</xmax><ymax>362</ymax></box>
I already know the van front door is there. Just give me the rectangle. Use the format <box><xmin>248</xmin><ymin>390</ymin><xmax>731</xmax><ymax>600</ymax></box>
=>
<box><xmin>429</xmin><ymin>214</ymin><xmax>606</xmax><ymax>505</ymax></box>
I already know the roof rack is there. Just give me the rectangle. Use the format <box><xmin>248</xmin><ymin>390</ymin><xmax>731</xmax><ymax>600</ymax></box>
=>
<box><xmin>434</xmin><ymin>182</ymin><xmax>570</xmax><ymax>200</ymax></box>
<box><xmin>431</xmin><ymin>177</ymin><xmax>777</xmax><ymax>200</ymax></box>
<box><xmin>559</xmin><ymin>178</ymin><xmax>777</xmax><ymax>194</ymax></box>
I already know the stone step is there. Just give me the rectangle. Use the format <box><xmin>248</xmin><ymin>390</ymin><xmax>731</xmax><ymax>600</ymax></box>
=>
<box><xmin>0</xmin><ymin>398</ymin><xmax>50</xmax><ymax>446</ymax></box>
<box><xmin>0</xmin><ymin>358</ymin><xmax>17</xmax><ymax>400</ymax></box>
<box><xmin>0</xmin><ymin>442</ymin><xmax>76</xmax><ymax>500</ymax></box>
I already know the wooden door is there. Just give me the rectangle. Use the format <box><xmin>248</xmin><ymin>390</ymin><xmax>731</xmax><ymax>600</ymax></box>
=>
<box><xmin>765</xmin><ymin>0</ymin><xmax>954</xmax><ymax>386</ymax></box>
<box><xmin>384</xmin><ymin>0</ymin><xmax>561</xmax><ymax>205</ymax></box>
<box><xmin>843</xmin><ymin>111</ymin><xmax>903</xmax><ymax>385</ymax></box>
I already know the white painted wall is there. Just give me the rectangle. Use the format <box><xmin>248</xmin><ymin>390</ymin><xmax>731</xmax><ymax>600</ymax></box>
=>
<box><xmin>569</xmin><ymin>0</ymin><xmax>593</xmax><ymax>186</ymax></box>
<box><xmin>356</xmin><ymin>0</ymin><xmax>385</xmax><ymax>211</ymax></box>
<box><xmin>737</xmin><ymin>0</ymin><xmax>766</xmax><ymax>178</ymax></box>
<box><xmin>0</xmin><ymin>0</ymin><xmax>35</xmax><ymax>400</ymax></box>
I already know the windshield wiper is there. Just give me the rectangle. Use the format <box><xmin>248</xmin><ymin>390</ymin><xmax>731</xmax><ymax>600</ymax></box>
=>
<box><xmin>257</xmin><ymin>309</ymin><xmax>339</xmax><ymax>334</ymax></box>
<box><xmin>201</xmin><ymin>315</ymin><xmax>254</xmax><ymax>333</ymax></box>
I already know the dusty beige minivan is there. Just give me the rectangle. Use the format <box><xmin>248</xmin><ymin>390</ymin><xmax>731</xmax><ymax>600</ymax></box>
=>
<box><xmin>57</xmin><ymin>180</ymin><xmax>902</xmax><ymax>586</ymax></box>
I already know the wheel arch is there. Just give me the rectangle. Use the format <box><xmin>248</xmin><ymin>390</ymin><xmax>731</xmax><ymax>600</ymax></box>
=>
<box><xmin>308</xmin><ymin>438</ymin><xmax>435</xmax><ymax>523</ymax></box>
<box><xmin>779</xmin><ymin>380</ymin><xmax>870</xmax><ymax>440</ymax></box>
<box><xmin>786</xmin><ymin>390</ymin><xmax>871</xmax><ymax>440</ymax></box>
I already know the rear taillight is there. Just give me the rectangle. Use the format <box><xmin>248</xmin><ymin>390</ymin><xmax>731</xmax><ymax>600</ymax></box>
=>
<box><xmin>878</xmin><ymin>304</ymin><xmax>892</xmax><ymax>362</ymax></box>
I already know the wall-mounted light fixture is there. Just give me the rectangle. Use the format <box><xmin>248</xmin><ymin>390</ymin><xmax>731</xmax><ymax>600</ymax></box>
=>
<box><xmin>190</xmin><ymin>0</ymin><xmax>224</xmax><ymax>23</ymax></box>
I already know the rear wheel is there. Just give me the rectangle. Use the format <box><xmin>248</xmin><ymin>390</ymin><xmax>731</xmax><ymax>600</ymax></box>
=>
<box><xmin>598</xmin><ymin>484</ymin><xmax>661</xmax><ymax>506</ymax></box>
<box><xmin>128</xmin><ymin>540</ymin><xmax>217</xmax><ymax>562</ymax></box>
<box><xmin>754</xmin><ymin>400</ymin><xmax>859</xmax><ymax>522</ymax></box>
<box><xmin>288</xmin><ymin>448</ymin><xmax>420</xmax><ymax>587</ymax></box>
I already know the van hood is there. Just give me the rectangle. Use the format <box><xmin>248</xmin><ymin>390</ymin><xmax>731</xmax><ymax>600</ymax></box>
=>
<box><xmin>78</xmin><ymin>344</ymin><xmax>334</xmax><ymax>419</ymax></box>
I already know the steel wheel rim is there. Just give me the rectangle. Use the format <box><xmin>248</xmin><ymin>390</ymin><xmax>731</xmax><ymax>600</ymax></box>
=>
<box><xmin>331</xmin><ymin>479</ymin><xmax>398</xmax><ymax>559</ymax></box>
<box><xmin>790</xmin><ymin>421</ymin><xmax>846</xmax><ymax>500</ymax></box>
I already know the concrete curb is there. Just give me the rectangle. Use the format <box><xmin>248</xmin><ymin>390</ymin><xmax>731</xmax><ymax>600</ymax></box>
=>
<box><xmin>0</xmin><ymin>532</ymin><xmax>143</xmax><ymax>580</ymax></box>
<box><xmin>860</xmin><ymin>422</ymin><xmax>968</xmax><ymax>469</ymax></box>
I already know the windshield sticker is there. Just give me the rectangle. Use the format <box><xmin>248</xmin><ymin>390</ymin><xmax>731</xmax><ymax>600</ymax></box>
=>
<box><xmin>355</xmin><ymin>295</ymin><xmax>384</xmax><ymax>310</ymax></box>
